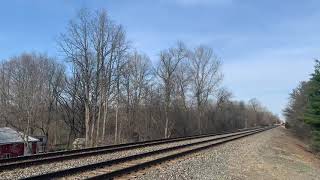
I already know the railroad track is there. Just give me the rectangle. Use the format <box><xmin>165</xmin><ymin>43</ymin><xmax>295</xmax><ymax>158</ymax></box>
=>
<box><xmin>20</xmin><ymin>126</ymin><xmax>275</xmax><ymax>180</ymax></box>
<box><xmin>0</xmin><ymin>126</ymin><xmax>261</xmax><ymax>171</ymax></box>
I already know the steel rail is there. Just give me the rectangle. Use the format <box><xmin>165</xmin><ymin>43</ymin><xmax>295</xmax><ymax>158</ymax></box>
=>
<box><xmin>0</xmin><ymin>126</ymin><xmax>261</xmax><ymax>165</ymax></box>
<box><xmin>22</xmin><ymin>126</ymin><xmax>275</xmax><ymax>180</ymax></box>
<box><xmin>0</xmin><ymin>126</ymin><xmax>262</xmax><ymax>171</ymax></box>
<box><xmin>88</xmin><ymin>128</ymin><xmax>272</xmax><ymax>180</ymax></box>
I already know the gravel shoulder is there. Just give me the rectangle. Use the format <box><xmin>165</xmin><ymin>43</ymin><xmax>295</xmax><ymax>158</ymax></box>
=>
<box><xmin>131</xmin><ymin>126</ymin><xmax>320</xmax><ymax>180</ymax></box>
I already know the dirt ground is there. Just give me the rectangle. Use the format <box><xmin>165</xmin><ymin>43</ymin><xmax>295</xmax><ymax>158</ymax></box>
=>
<box><xmin>247</xmin><ymin>126</ymin><xmax>320</xmax><ymax>180</ymax></box>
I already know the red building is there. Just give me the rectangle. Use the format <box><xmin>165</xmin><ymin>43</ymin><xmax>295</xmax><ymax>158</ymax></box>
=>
<box><xmin>0</xmin><ymin>127</ymin><xmax>39</xmax><ymax>158</ymax></box>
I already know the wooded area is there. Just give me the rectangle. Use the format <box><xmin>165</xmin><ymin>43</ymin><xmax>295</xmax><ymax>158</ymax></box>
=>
<box><xmin>284</xmin><ymin>60</ymin><xmax>320</xmax><ymax>152</ymax></box>
<box><xmin>0</xmin><ymin>9</ymin><xmax>279</xmax><ymax>150</ymax></box>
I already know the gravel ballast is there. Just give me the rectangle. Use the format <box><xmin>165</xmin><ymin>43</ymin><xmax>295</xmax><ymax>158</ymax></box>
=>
<box><xmin>131</xmin><ymin>127</ymin><xmax>320</xmax><ymax>180</ymax></box>
<box><xmin>0</xmin><ymin>130</ymin><xmax>253</xmax><ymax>179</ymax></box>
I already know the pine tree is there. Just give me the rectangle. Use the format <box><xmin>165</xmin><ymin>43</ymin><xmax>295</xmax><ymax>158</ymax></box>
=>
<box><xmin>304</xmin><ymin>60</ymin><xmax>320</xmax><ymax>150</ymax></box>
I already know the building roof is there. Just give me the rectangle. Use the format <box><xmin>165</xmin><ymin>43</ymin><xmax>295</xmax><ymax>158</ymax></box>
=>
<box><xmin>0</xmin><ymin>127</ymin><xmax>39</xmax><ymax>145</ymax></box>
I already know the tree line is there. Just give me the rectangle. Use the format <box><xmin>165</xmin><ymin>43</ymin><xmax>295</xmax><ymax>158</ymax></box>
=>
<box><xmin>284</xmin><ymin>60</ymin><xmax>320</xmax><ymax>152</ymax></box>
<box><xmin>0</xmin><ymin>9</ymin><xmax>279</xmax><ymax>150</ymax></box>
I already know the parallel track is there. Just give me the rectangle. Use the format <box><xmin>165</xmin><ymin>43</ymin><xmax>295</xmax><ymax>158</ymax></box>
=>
<box><xmin>21</xmin><ymin>126</ymin><xmax>275</xmax><ymax>180</ymax></box>
<box><xmin>0</xmin><ymin>126</ymin><xmax>261</xmax><ymax>171</ymax></box>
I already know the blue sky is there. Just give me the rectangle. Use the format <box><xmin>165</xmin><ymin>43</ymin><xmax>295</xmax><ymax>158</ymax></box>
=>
<box><xmin>0</xmin><ymin>0</ymin><xmax>318</xmax><ymax>119</ymax></box>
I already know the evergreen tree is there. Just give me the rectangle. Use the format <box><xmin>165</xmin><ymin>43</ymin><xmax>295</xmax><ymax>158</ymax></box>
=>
<box><xmin>304</xmin><ymin>60</ymin><xmax>320</xmax><ymax>150</ymax></box>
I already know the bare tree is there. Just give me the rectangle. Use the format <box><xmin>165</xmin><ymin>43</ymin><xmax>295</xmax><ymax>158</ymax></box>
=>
<box><xmin>156</xmin><ymin>42</ymin><xmax>187</xmax><ymax>138</ymax></box>
<box><xmin>58</xmin><ymin>68</ymin><xmax>85</xmax><ymax>148</ymax></box>
<box><xmin>175</xmin><ymin>60</ymin><xmax>191</xmax><ymax>110</ymax></box>
<box><xmin>58</xmin><ymin>9</ymin><xmax>129</xmax><ymax>146</ymax></box>
<box><xmin>58</xmin><ymin>9</ymin><xmax>95</xmax><ymax>147</ymax></box>
<box><xmin>123</xmin><ymin>51</ymin><xmax>153</xmax><ymax>140</ymax></box>
<box><xmin>0</xmin><ymin>53</ymin><xmax>67</xmax><ymax>150</ymax></box>
<box><xmin>112</xmin><ymin>26</ymin><xmax>129</xmax><ymax>144</ymax></box>
<box><xmin>248</xmin><ymin>98</ymin><xmax>262</xmax><ymax>126</ymax></box>
<box><xmin>35</xmin><ymin>56</ymin><xmax>66</xmax><ymax>145</ymax></box>
<box><xmin>189</xmin><ymin>45</ymin><xmax>223</xmax><ymax>134</ymax></box>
